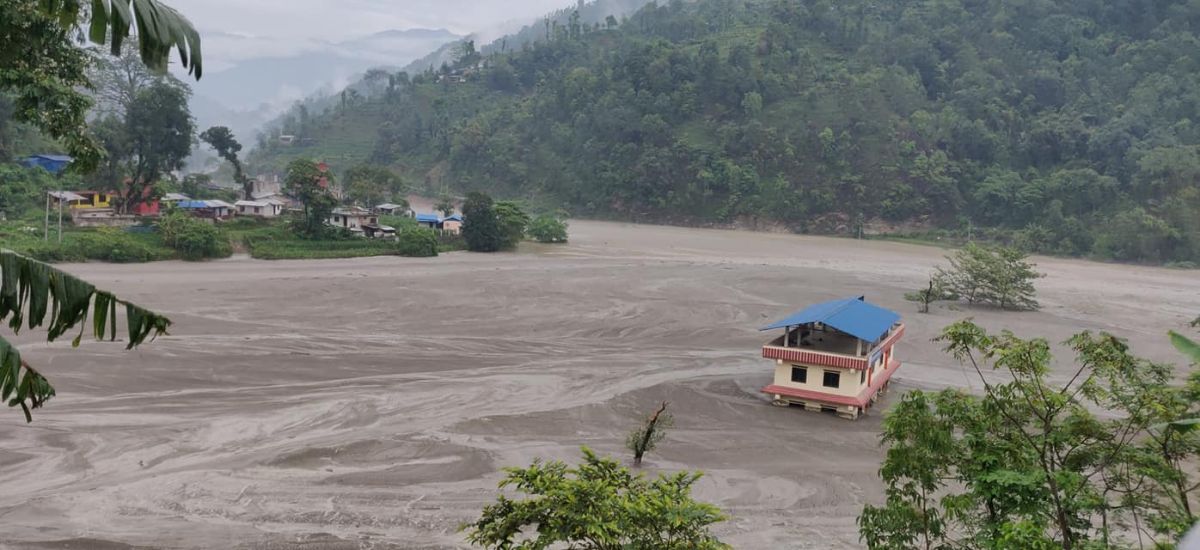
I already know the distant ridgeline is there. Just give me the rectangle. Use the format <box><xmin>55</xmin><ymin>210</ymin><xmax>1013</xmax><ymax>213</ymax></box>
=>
<box><xmin>250</xmin><ymin>0</ymin><xmax>1200</xmax><ymax>265</ymax></box>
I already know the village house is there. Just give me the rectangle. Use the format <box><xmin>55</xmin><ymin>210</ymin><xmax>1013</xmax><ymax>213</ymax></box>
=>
<box><xmin>415</xmin><ymin>212</ymin><xmax>439</xmax><ymax>229</ymax></box>
<box><xmin>375</xmin><ymin>203</ymin><xmax>407</xmax><ymax>215</ymax></box>
<box><xmin>235</xmin><ymin>198</ymin><xmax>285</xmax><ymax>218</ymax></box>
<box><xmin>759</xmin><ymin>296</ymin><xmax>904</xmax><ymax>420</ymax></box>
<box><xmin>328</xmin><ymin>207</ymin><xmax>394</xmax><ymax>238</ymax></box>
<box><xmin>177</xmin><ymin>199</ymin><xmax>234</xmax><ymax>220</ymax></box>
<box><xmin>439</xmin><ymin>213</ymin><xmax>463</xmax><ymax>234</ymax></box>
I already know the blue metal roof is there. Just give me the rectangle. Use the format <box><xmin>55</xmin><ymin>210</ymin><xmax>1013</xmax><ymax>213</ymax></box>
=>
<box><xmin>442</xmin><ymin>214</ymin><xmax>463</xmax><ymax>222</ymax></box>
<box><xmin>415</xmin><ymin>213</ymin><xmax>439</xmax><ymax>223</ymax></box>
<box><xmin>760</xmin><ymin>296</ymin><xmax>900</xmax><ymax>342</ymax></box>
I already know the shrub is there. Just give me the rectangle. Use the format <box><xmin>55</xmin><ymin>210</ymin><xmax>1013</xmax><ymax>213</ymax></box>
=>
<box><xmin>395</xmin><ymin>228</ymin><xmax>438</xmax><ymax>257</ymax></box>
<box><xmin>157</xmin><ymin>212</ymin><xmax>229</xmax><ymax>260</ymax></box>
<box><xmin>527</xmin><ymin>215</ymin><xmax>568</xmax><ymax>243</ymax></box>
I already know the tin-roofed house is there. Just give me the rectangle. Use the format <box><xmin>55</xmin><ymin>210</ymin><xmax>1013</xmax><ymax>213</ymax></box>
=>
<box><xmin>414</xmin><ymin>212</ymin><xmax>439</xmax><ymax>229</ymax></box>
<box><xmin>760</xmin><ymin>296</ymin><xmax>904</xmax><ymax>419</ymax></box>
<box><xmin>177</xmin><ymin>199</ymin><xmax>234</xmax><ymax>220</ymax></box>
<box><xmin>439</xmin><ymin>213</ymin><xmax>463</xmax><ymax>234</ymax></box>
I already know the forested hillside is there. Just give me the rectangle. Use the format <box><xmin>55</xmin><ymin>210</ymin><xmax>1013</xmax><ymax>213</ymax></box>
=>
<box><xmin>250</xmin><ymin>0</ymin><xmax>1200</xmax><ymax>264</ymax></box>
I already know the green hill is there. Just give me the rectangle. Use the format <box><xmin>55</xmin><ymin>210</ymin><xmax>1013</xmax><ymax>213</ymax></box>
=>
<box><xmin>249</xmin><ymin>0</ymin><xmax>1200</xmax><ymax>264</ymax></box>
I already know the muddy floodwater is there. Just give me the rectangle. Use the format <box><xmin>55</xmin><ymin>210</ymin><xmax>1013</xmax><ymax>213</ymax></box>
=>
<box><xmin>2</xmin><ymin>220</ymin><xmax>1197</xmax><ymax>549</ymax></box>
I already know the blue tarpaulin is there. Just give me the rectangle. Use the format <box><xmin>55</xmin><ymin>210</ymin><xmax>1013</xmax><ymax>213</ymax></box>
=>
<box><xmin>20</xmin><ymin>154</ymin><xmax>72</xmax><ymax>174</ymax></box>
<box><xmin>760</xmin><ymin>296</ymin><xmax>900</xmax><ymax>342</ymax></box>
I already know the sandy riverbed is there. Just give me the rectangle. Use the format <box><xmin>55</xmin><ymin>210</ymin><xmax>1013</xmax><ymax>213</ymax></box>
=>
<box><xmin>1</xmin><ymin>220</ymin><xmax>1197</xmax><ymax>549</ymax></box>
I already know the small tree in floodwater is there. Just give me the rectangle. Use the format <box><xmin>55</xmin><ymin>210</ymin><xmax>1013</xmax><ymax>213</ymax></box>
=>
<box><xmin>627</xmin><ymin>401</ymin><xmax>672</xmax><ymax>466</ymax></box>
<box><xmin>904</xmin><ymin>275</ymin><xmax>955</xmax><ymax>313</ymax></box>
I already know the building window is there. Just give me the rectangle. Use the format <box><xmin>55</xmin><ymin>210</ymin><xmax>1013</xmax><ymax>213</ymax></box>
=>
<box><xmin>791</xmin><ymin>366</ymin><xmax>807</xmax><ymax>383</ymax></box>
<box><xmin>823</xmin><ymin>370</ymin><xmax>840</xmax><ymax>388</ymax></box>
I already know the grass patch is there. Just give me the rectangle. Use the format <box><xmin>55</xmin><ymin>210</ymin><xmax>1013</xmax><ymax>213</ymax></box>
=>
<box><xmin>0</xmin><ymin>223</ymin><xmax>176</xmax><ymax>263</ymax></box>
<box><xmin>248</xmin><ymin>238</ymin><xmax>400</xmax><ymax>260</ymax></box>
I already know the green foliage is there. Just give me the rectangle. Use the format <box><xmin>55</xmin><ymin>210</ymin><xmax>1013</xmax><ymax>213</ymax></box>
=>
<box><xmin>0</xmin><ymin>249</ymin><xmax>170</xmax><ymax>421</ymax></box>
<box><xmin>156</xmin><ymin>211</ymin><xmax>229</xmax><ymax>260</ymax></box>
<box><xmin>0</xmin><ymin>165</ymin><xmax>77</xmax><ymax>220</ymax></box>
<box><xmin>465</xmin><ymin>448</ymin><xmax>728</xmax><ymax>549</ymax></box>
<box><xmin>1</xmin><ymin>0</ymin><xmax>201</xmax><ymax>172</ymax></box>
<box><xmin>462</xmin><ymin>192</ymin><xmax>502</xmax><ymax>252</ymax></box>
<box><xmin>260</xmin><ymin>0</ymin><xmax>1200</xmax><ymax>265</ymax></box>
<box><xmin>343</xmin><ymin>164</ymin><xmax>404</xmax><ymax>206</ymax></box>
<box><xmin>284</xmin><ymin>158</ymin><xmax>337</xmax><ymax>239</ymax></box>
<box><xmin>395</xmin><ymin>227</ymin><xmax>438</xmax><ymax>257</ymax></box>
<box><xmin>527</xmin><ymin>215</ymin><xmax>569</xmax><ymax>243</ymax></box>
<box><xmin>860</xmin><ymin>321</ymin><xmax>1200</xmax><ymax>549</ymax></box>
<box><xmin>494</xmin><ymin>201</ymin><xmax>530</xmax><ymax>250</ymax></box>
<box><xmin>935</xmin><ymin>243</ymin><xmax>1041</xmax><ymax>310</ymax></box>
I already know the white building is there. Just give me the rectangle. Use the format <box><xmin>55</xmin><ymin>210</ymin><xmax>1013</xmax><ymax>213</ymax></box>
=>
<box><xmin>235</xmin><ymin>199</ymin><xmax>285</xmax><ymax>218</ymax></box>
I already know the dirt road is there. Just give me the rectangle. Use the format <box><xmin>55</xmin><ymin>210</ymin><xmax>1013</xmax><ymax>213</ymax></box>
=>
<box><xmin>1</xmin><ymin>221</ymin><xmax>1196</xmax><ymax>549</ymax></box>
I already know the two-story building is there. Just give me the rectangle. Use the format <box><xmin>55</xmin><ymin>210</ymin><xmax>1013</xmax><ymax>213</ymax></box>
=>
<box><xmin>760</xmin><ymin>296</ymin><xmax>904</xmax><ymax>419</ymax></box>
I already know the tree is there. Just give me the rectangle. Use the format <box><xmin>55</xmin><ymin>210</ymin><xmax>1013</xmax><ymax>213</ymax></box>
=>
<box><xmin>342</xmin><ymin>164</ymin><xmax>403</xmax><ymax>207</ymax></box>
<box><xmin>0</xmin><ymin>0</ymin><xmax>201</xmax><ymax>171</ymax></box>
<box><xmin>936</xmin><ymin>243</ymin><xmax>1041</xmax><ymax>310</ymax></box>
<box><xmin>466</xmin><ymin>448</ymin><xmax>728</xmax><ymax>549</ymax></box>
<box><xmin>0</xmin><ymin>249</ymin><xmax>171</xmax><ymax>421</ymax></box>
<box><xmin>435</xmin><ymin>195</ymin><xmax>456</xmax><ymax>217</ymax></box>
<box><xmin>859</xmin><ymin>321</ymin><xmax>1200</xmax><ymax>549</ymax></box>
<box><xmin>285</xmin><ymin>159</ymin><xmax>337</xmax><ymax>239</ymax></box>
<box><xmin>626</xmin><ymin>401</ymin><xmax>672</xmax><ymax>466</ymax></box>
<box><xmin>199</xmin><ymin>126</ymin><xmax>251</xmax><ymax>200</ymax></box>
<box><xmin>115</xmin><ymin>80</ymin><xmax>193</xmax><ymax>213</ymax></box>
<box><xmin>527</xmin><ymin>215</ymin><xmax>569</xmax><ymax>243</ymax></box>
<box><xmin>462</xmin><ymin>192</ymin><xmax>502</xmax><ymax>252</ymax></box>
<box><xmin>494</xmin><ymin>201</ymin><xmax>530</xmax><ymax>250</ymax></box>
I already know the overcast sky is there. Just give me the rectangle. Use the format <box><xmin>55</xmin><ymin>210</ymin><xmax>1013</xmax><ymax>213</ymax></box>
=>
<box><xmin>171</xmin><ymin>0</ymin><xmax>570</xmax><ymax>68</ymax></box>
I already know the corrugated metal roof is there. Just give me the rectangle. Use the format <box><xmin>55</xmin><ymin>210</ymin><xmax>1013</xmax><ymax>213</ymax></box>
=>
<box><xmin>163</xmin><ymin>193</ymin><xmax>191</xmax><ymax>201</ymax></box>
<box><xmin>415</xmin><ymin>213</ymin><xmax>439</xmax><ymax>223</ymax></box>
<box><xmin>31</xmin><ymin>154</ymin><xmax>73</xmax><ymax>162</ymax></box>
<box><xmin>442</xmin><ymin>214</ymin><xmax>463</xmax><ymax>222</ymax></box>
<box><xmin>760</xmin><ymin>296</ymin><xmax>900</xmax><ymax>342</ymax></box>
<box><xmin>48</xmin><ymin>191</ymin><xmax>86</xmax><ymax>201</ymax></box>
<box><xmin>235</xmin><ymin>200</ymin><xmax>267</xmax><ymax>207</ymax></box>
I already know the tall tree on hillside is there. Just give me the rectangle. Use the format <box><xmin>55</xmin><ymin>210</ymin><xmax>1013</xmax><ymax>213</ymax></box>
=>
<box><xmin>199</xmin><ymin>126</ymin><xmax>252</xmax><ymax>200</ymax></box>
<box><xmin>0</xmin><ymin>0</ymin><xmax>202</xmax><ymax>171</ymax></box>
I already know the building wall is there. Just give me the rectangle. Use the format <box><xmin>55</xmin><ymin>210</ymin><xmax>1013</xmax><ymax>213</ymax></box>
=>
<box><xmin>441</xmin><ymin>220</ymin><xmax>462</xmax><ymax>234</ymax></box>
<box><xmin>771</xmin><ymin>362</ymin><xmax>868</xmax><ymax>398</ymax></box>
